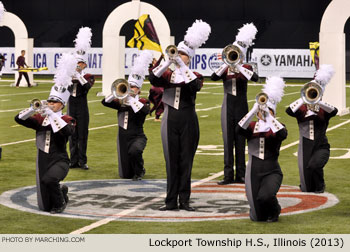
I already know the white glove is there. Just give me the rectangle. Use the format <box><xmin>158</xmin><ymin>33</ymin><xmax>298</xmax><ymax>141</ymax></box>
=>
<box><xmin>175</xmin><ymin>56</ymin><xmax>197</xmax><ymax>83</ymax></box>
<box><xmin>289</xmin><ymin>98</ymin><xmax>304</xmax><ymax>113</ymax></box>
<box><xmin>265</xmin><ymin>113</ymin><xmax>284</xmax><ymax>133</ymax></box>
<box><xmin>47</xmin><ymin>111</ymin><xmax>67</xmax><ymax>133</ymax></box>
<box><xmin>214</xmin><ymin>63</ymin><xmax>229</xmax><ymax>77</ymax></box>
<box><xmin>152</xmin><ymin>59</ymin><xmax>172</xmax><ymax>77</ymax></box>
<box><xmin>18</xmin><ymin>107</ymin><xmax>35</xmax><ymax>120</ymax></box>
<box><xmin>74</xmin><ymin>71</ymin><xmax>87</xmax><ymax>85</ymax></box>
<box><xmin>41</xmin><ymin>107</ymin><xmax>54</xmax><ymax>117</ymax></box>
<box><xmin>236</xmin><ymin>64</ymin><xmax>254</xmax><ymax>80</ymax></box>
<box><xmin>105</xmin><ymin>94</ymin><xmax>115</xmax><ymax>103</ymax></box>
<box><xmin>238</xmin><ymin>103</ymin><xmax>259</xmax><ymax>129</ymax></box>
<box><xmin>318</xmin><ymin>100</ymin><xmax>336</xmax><ymax>113</ymax></box>
<box><xmin>124</xmin><ymin>96</ymin><xmax>144</xmax><ymax>113</ymax></box>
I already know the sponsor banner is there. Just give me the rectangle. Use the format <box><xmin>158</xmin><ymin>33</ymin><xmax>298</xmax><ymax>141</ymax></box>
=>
<box><xmin>0</xmin><ymin>47</ymin><xmax>315</xmax><ymax>78</ymax></box>
<box><xmin>251</xmin><ymin>48</ymin><xmax>316</xmax><ymax>78</ymax></box>
<box><xmin>0</xmin><ymin>47</ymin><xmax>224</xmax><ymax>76</ymax></box>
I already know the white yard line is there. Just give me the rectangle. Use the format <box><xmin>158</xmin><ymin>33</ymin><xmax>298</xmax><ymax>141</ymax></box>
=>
<box><xmin>69</xmin><ymin>119</ymin><xmax>350</xmax><ymax>234</ymax></box>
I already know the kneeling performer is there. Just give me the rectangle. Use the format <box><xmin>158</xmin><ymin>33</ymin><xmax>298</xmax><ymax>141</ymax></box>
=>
<box><xmin>237</xmin><ymin>77</ymin><xmax>287</xmax><ymax>222</ymax></box>
<box><xmin>102</xmin><ymin>50</ymin><xmax>152</xmax><ymax>180</ymax></box>
<box><xmin>14</xmin><ymin>54</ymin><xmax>76</xmax><ymax>214</ymax></box>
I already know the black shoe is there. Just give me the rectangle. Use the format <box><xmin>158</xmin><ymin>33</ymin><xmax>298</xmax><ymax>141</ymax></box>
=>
<box><xmin>159</xmin><ymin>205</ymin><xmax>179</xmax><ymax>211</ymax></box>
<box><xmin>179</xmin><ymin>203</ymin><xmax>195</xmax><ymax>211</ymax></box>
<box><xmin>217</xmin><ymin>179</ymin><xmax>234</xmax><ymax>185</ymax></box>
<box><xmin>61</xmin><ymin>185</ymin><xmax>69</xmax><ymax>204</ymax></box>
<box><xmin>132</xmin><ymin>175</ymin><xmax>142</xmax><ymax>181</ymax></box>
<box><xmin>267</xmin><ymin>204</ymin><xmax>281</xmax><ymax>223</ymax></box>
<box><xmin>50</xmin><ymin>202</ymin><xmax>66</xmax><ymax>214</ymax></box>
<box><xmin>81</xmin><ymin>164</ymin><xmax>89</xmax><ymax>170</ymax></box>
<box><xmin>315</xmin><ymin>184</ymin><xmax>326</xmax><ymax>194</ymax></box>
<box><xmin>234</xmin><ymin>177</ymin><xmax>245</xmax><ymax>184</ymax></box>
<box><xmin>69</xmin><ymin>162</ymin><xmax>80</xmax><ymax>168</ymax></box>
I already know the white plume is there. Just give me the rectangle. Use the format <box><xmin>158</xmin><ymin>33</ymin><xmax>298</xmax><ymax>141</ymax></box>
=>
<box><xmin>235</xmin><ymin>23</ymin><xmax>258</xmax><ymax>47</ymax></box>
<box><xmin>74</xmin><ymin>27</ymin><xmax>92</xmax><ymax>53</ymax></box>
<box><xmin>0</xmin><ymin>1</ymin><xmax>6</xmax><ymax>23</ymax></box>
<box><xmin>315</xmin><ymin>64</ymin><xmax>335</xmax><ymax>88</ymax></box>
<box><xmin>263</xmin><ymin>76</ymin><xmax>285</xmax><ymax>104</ymax></box>
<box><xmin>132</xmin><ymin>50</ymin><xmax>153</xmax><ymax>77</ymax></box>
<box><xmin>184</xmin><ymin>20</ymin><xmax>211</xmax><ymax>49</ymax></box>
<box><xmin>54</xmin><ymin>53</ymin><xmax>77</xmax><ymax>88</ymax></box>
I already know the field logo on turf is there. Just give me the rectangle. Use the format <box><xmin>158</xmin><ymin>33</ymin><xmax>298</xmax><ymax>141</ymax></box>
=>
<box><xmin>0</xmin><ymin>179</ymin><xmax>339</xmax><ymax>222</ymax></box>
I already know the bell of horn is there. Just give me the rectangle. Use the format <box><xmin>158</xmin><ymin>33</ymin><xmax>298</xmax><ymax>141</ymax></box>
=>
<box><xmin>301</xmin><ymin>81</ymin><xmax>323</xmax><ymax>105</ymax></box>
<box><xmin>222</xmin><ymin>44</ymin><xmax>243</xmax><ymax>67</ymax></box>
<box><xmin>111</xmin><ymin>79</ymin><xmax>129</xmax><ymax>100</ymax></box>
<box><xmin>256</xmin><ymin>92</ymin><xmax>269</xmax><ymax>106</ymax></box>
<box><xmin>165</xmin><ymin>45</ymin><xmax>178</xmax><ymax>59</ymax></box>
<box><xmin>30</xmin><ymin>99</ymin><xmax>43</xmax><ymax>111</ymax></box>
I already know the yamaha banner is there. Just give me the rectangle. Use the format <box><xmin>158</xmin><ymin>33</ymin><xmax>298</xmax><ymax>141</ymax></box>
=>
<box><xmin>0</xmin><ymin>47</ymin><xmax>315</xmax><ymax>78</ymax></box>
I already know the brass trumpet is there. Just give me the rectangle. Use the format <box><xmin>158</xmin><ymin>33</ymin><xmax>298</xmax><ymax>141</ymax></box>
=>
<box><xmin>111</xmin><ymin>78</ymin><xmax>130</xmax><ymax>101</ymax></box>
<box><xmin>301</xmin><ymin>81</ymin><xmax>323</xmax><ymax>105</ymax></box>
<box><xmin>222</xmin><ymin>44</ymin><xmax>244</xmax><ymax>67</ymax></box>
<box><xmin>30</xmin><ymin>99</ymin><xmax>44</xmax><ymax>111</ymax></box>
<box><xmin>256</xmin><ymin>92</ymin><xmax>269</xmax><ymax>106</ymax></box>
<box><xmin>165</xmin><ymin>45</ymin><xmax>178</xmax><ymax>59</ymax></box>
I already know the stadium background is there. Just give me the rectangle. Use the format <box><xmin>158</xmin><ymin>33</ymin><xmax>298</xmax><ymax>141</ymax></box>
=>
<box><xmin>0</xmin><ymin>0</ymin><xmax>350</xmax><ymax>235</ymax></box>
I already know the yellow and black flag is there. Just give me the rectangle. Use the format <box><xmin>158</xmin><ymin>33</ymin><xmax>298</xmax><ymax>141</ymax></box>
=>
<box><xmin>309</xmin><ymin>42</ymin><xmax>320</xmax><ymax>70</ymax></box>
<box><xmin>127</xmin><ymin>14</ymin><xmax>162</xmax><ymax>53</ymax></box>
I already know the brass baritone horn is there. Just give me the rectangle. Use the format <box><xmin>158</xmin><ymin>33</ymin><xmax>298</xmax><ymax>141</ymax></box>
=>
<box><xmin>256</xmin><ymin>92</ymin><xmax>269</xmax><ymax>106</ymax></box>
<box><xmin>165</xmin><ymin>45</ymin><xmax>178</xmax><ymax>59</ymax></box>
<box><xmin>111</xmin><ymin>78</ymin><xmax>129</xmax><ymax>100</ymax></box>
<box><xmin>301</xmin><ymin>81</ymin><xmax>323</xmax><ymax>105</ymax></box>
<box><xmin>222</xmin><ymin>44</ymin><xmax>244</xmax><ymax>67</ymax></box>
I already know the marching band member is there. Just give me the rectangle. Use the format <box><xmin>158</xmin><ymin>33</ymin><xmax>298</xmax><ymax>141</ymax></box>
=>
<box><xmin>102</xmin><ymin>50</ymin><xmax>152</xmax><ymax>180</ymax></box>
<box><xmin>148</xmin><ymin>57</ymin><xmax>165</xmax><ymax>121</ymax></box>
<box><xmin>211</xmin><ymin>23</ymin><xmax>259</xmax><ymax>185</ymax></box>
<box><xmin>149</xmin><ymin>20</ymin><xmax>211</xmax><ymax>211</ymax></box>
<box><xmin>286</xmin><ymin>65</ymin><xmax>337</xmax><ymax>193</ymax></box>
<box><xmin>237</xmin><ymin>77</ymin><xmax>287</xmax><ymax>222</ymax></box>
<box><xmin>0</xmin><ymin>3</ymin><xmax>5</xmax><ymax>81</ymax></box>
<box><xmin>148</xmin><ymin>86</ymin><xmax>164</xmax><ymax>121</ymax></box>
<box><xmin>14</xmin><ymin>53</ymin><xmax>76</xmax><ymax>214</ymax></box>
<box><xmin>0</xmin><ymin>52</ymin><xmax>5</xmax><ymax>80</ymax></box>
<box><xmin>15</xmin><ymin>50</ymin><xmax>32</xmax><ymax>88</ymax></box>
<box><xmin>67</xmin><ymin>27</ymin><xmax>95</xmax><ymax>170</ymax></box>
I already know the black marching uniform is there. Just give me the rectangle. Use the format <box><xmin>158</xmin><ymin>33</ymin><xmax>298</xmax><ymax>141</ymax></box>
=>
<box><xmin>102</xmin><ymin>97</ymin><xmax>149</xmax><ymax>179</ymax></box>
<box><xmin>149</xmin><ymin>63</ymin><xmax>203</xmax><ymax>209</ymax></box>
<box><xmin>211</xmin><ymin>65</ymin><xmax>258</xmax><ymax>183</ymax></box>
<box><xmin>67</xmin><ymin>73</ymin><xmax>95</xmax><ymax>167</ymax></box>
<box><xmin>237</xmin><ymin>121</ymin><xmax>287</xmax><ymax>221</ymax></box>
<box><xmin>286</xmin><ymin>103</ymin><xmax>337</xmax><ymax>192</ymax></box>
<box><xmin>14</xmin><ymin>113</ymin><xmax>75</xmax><ymax>211</ymax></box>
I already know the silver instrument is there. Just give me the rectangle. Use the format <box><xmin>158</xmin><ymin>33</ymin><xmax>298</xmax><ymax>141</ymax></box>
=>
<box><xmin>256</xmin><ymin>92</ymin><xmax>269</xmax><ymax>106</ymax></box>
<box><xmin>222</xmin><ymin>44</ymin><xmax>244</xmax><ymax>67</ymax></box>
<box><xmin>30</xmin><ymin>99</ymin><xmax>44</xmax><ymax>111</ymax></box>
<box><xmin>111</xmin><ymin>78</ymin><xmax>130</xmax><ymax>101</ymax></box>
<box><xmin>165</xmin><ymin>45</ymin><xmax>178</xmax><ymax>60</ymax></box>
<box><xmin>301</xmin><ymin>81</ymin><xmax>323</xmax><ymax>105</ymax></box>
